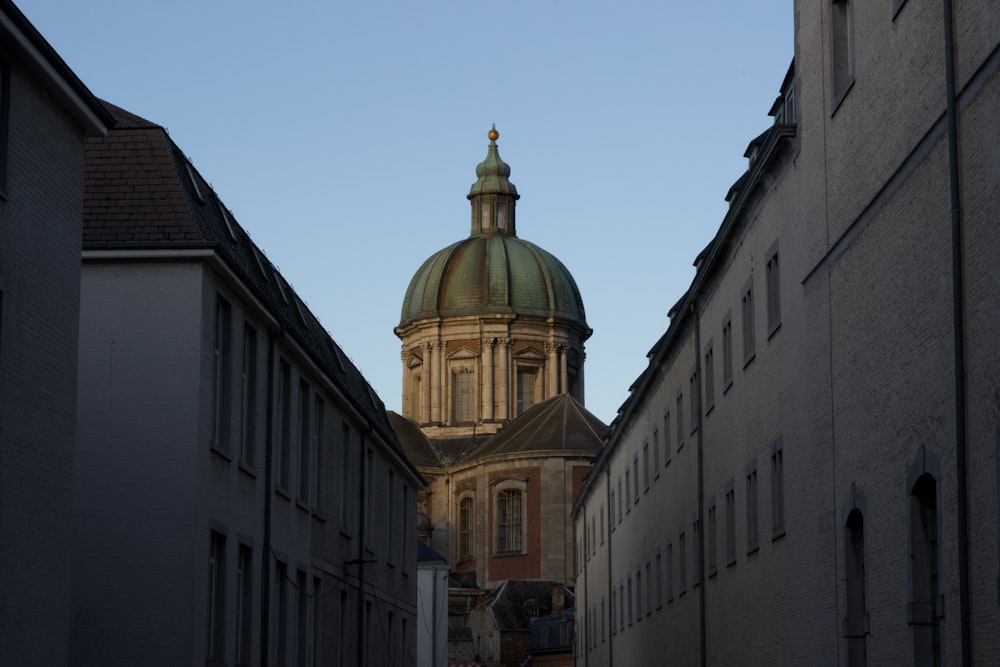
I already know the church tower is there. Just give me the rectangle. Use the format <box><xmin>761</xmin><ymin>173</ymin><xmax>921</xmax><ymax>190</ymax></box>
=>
<box><xmin>395</xmin><ymin>127</ymin><xmax>592</xmax><ymax>439</ymax></box>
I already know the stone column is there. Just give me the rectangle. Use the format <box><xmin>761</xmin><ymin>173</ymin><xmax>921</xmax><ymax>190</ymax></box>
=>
<box><xmin>482</xmin><ymin>337</ymin><xmax>494</xmax><ymax>421</ymax></box>
<box><xmin>546</xmin><ymin>341</ymin><xmax>558</xmax><ymax>401</ymax></box>
<box><xmin>559</xmin><ymin>345</ymin><xmax>568</xmax><ymax>395</ymax></box>
<box><xmin>498</xmin><ymin>338</ymin><xmax>510</xmax><ymax>420</ymax></box>
<box><xmin>401</xmin><ymin>350</ymin><xmax>410</xmax><ymax>418</ymax></box>
<box><xmin>431</xmin><ymin>341</ymin><xmax>444</xmax><ymax>424</ymax></box>
<box><xmin>421</xmin><ymin>343</ymin><xmax>433</xmax><ymax>424</ymax></box>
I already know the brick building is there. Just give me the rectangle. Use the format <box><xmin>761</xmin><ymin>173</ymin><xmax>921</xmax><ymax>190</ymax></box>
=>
<box><xmin>73</xmin><ymin>101</ymin><xmax>424</xmax><ymax>666</ymax></box>
<box><xmin>572</xmin><ymin>1</ymin><xmax>999</xmax><ymax>664</ymax></box>
<box><xmin>0</xmin><ymin>2</ymin><xmax>111</xmax><ymax>663</ymax></box>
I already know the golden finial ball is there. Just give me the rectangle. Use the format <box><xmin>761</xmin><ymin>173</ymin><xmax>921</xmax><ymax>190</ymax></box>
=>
<box><xmin>488</xmin><ymin>126</ymin><xmax>499</xmax><ymax>141</ymax></box>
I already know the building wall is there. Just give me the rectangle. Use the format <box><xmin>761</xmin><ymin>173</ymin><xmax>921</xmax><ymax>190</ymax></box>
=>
<box><xmin>0</xmin><ymin>18</ymin><xmax>106</xmax><ymax>664</ymax></box>
<box><xmin>574</xmin><ymin>1</ymin><xmax>999</xmax><ymax>664</ymax></box>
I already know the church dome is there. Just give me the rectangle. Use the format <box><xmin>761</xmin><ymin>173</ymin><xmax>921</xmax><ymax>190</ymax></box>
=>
<box><xmin>399</xmin><ymin>127</ymin><xmax>588</xmax><ymax>331</ymax></box>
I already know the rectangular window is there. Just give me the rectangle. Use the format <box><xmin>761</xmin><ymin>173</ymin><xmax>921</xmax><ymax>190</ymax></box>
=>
<box><xmin>240</xmin><ymin>324</ymin><xmax>257</xmax><ymax>466</ymax></box>
<box><xmin>387</xmin><ymin>470</ymin><xmax>395</xmax><ymax>559</ymax></box>
<box><xmin>236</xmin><ymin>544</ymin><xmax>253</xmax><ymax>664</ymax></box>
<box><xmin>704</xmin><ymin>340</ymin><xmax>715</xmax><ymax>413</ymax></box>
<box><xmin>452</xmin><ymin>370</ymin><xmax>475</xmax><ymax>423</ymax></box>
<box><xmin>296</xmin><ymin>569</ymin><xmax>308</xmax><ymax>667</ymax></box>
<box><xmin>496</xmin><ymin>489</ymin><xmax>524</xmax><ymax>553</ymax></box>
<box><xmin>312</xmin><ymin>577</ymin><xmax>323</xmax><ymax>667</ymax></box>
<box><xmin>722</xmin><ymin>312</ymin><xmax>734</xmax><ymax>392</ymax></box>
<box><xmin>365</xmin><ymin>447</ymin><xmax>374</xmax><ymax>547</ymax></box>
<box><xmin>338</xmin><ymin>590</ymin><xmax>348</xmax><ymax>667</ymax></box>
<box><xmin>831</xmin><ymin>0</ymin><xmax>855</xmax><ymax>106</ymax></box>
<box><xmin>766</xmin><ymin>241</ymin><xmax>781</xmax><ymax>337</ymax></box>
<box><xmin>656</xmin><ymin>549</ymin><xmax>663</xmax><ymax>608</ymax></box>
<box><xmin>635</xmin><ymin>569</ymin><xmax>642</xmax><ymax>621</ymax></box>
<box><xmin>645</xmin><ymin>562</ymin><xmax>652</xmax><ymax>615</ymax></box>
<box><xmin>278</xmin><ymin>360</ymin><xmax>292</xmax><ymax>490</ymax></box>
<box><xmin>689</xmin><ymin>366</ymin><xmax>699</xmax><ymax>433</ymax></box>
<box><xmin>0</xmin><ymin>60</ymin><xmax>9</xmax><ymax>196</ymax></box>
<box><xmin>679</xmin><ymin>532</ymin><xmax>687</xmax><ymax>594</ymax></box>
<box><xmin>600</xmin><ymin>505</ymin><xmax>605</xmax><ymax>544</ymax></box>
<box><xmin>747</xmin><ymin>460</ymin><xmax>759</xmax><ymax>553</ymax></box>
<box><xmin>207</xmin><ymin>532</ymin><xmax>226</xmax><ymax>661</ymax></box>
<box><xmin>276</xmin><ymin>561</ymin><xmax>288</xmax><ymax>664</ymax></box>
<box><xmin>459</xmin><ymin>497</ymin><xmax>474</xmax><ymax>560</ymax></box>
<box><xmin>611</xmin><ymin>587</ymin><xmax>616</xmax><ymax>635</ymax></box>
<box><xmin>609</xmin><ymin>489</ymin><xmax>616</xmax><ymax>528</ymax></box>
<box><xmin>771</xmin><ymin>437</ymin><xmax>786</xmax><ymax>538</ymax></box>
<box><xmin>313</xmin><ymin>396</ymin><xmax>325</xmax><ymax>510</ymax></box>
<box><xmin>212</xmin><ymin>299</ymin><xmax>232</xmax><ymax>452</ymax></box>
<box><xmin>339</xmin><ymin>422</ymin><xmax>350</xmax><ymax>528</ymax></box>
<box><xmin>666</xmin><ymin>542</ymin><xmax>674</xmax><ymax>602</ymax></box>
<box><xmin>627</xmin><ymin>575</ymin><xmax>633</xmax><ymax>625</ymax></box>
<box><xmin>693</xmin><ymin>515</ymin><xmax>702</xmax><ymax>587</ymax></box>
<box><xmin>708</xmin><ymin>499</ymin><xmax>718</xmax><ymax>577</ymax></box>
<box><xmin>676</xmin><ymin>392</ymin><xmax>684</xmax><ymax>450</ymax></box>
<box><xmin>632</xmin><ymin>454</ymin><xmax>640</xmax><ymax>503</ymax></box>
<box><xmin>625</xmin><ymin>468</ymin><xmax>631</xmax><ymax>511</ymax></box>
<box><xmin>401</xmin><ymin>484</ymin><xmax>409</xmax><ymax>568</ymax></box>
<box><xmin>725</xmin><ymin>479</ymin><xmax>737</xmax><ymax>566</ymax></box>
<box><xmin>742</xmin><ymin>277</ymin><xmax>756</xmax><ymax>367</ymax></box>
<box><xmin>619</xmin><ymin>582</ymin><xmax>625</xmax><ymax>630</ymax></box>
<box><xmin>663</xmin><ymin>410</ymin><xmax>672</xmax><ymax>464</ymax></box>
<box><xmin>298</xmin><ymin>380</ymin><xmax>311</xmax><ymax>502</ymax></box>
<box><xmin>652</xmin><ymin>428</ymin><xmax>661</xmax><ymax>477</ymax></box>
<box><xmin>642</xmin><ymin>443</ymin><xmax>650</xmax><ymax>491</ymax></box>
<box><xmin>516</xmin><ymin>369</ymin><xmax>536</xmax><ymax>416</ymax></box>
<box><xmin>617</xmin><ymin>476</ymin><xmax>623</xmax><ymax>521</ymax></box>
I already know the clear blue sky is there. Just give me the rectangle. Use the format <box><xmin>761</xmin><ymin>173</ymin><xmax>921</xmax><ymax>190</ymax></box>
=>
<box><xmin>23</xmin><ymin>1</ymin><xmax>793</xmax><ymax>425</ymax></box>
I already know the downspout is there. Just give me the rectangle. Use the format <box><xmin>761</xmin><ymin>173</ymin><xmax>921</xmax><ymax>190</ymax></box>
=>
<box><xmin>260</xmin><ymin>325</ymin><xmax>283</xmax><ymax>667</ymax></box>
<box><xmin>691</xmin><ymin>301</ymin><xmax>706</xmax><ymax>667</ymax></box>
<box><xmin>941</xmin><ymin>1</ymin><xmax>971</xmax><ymax>663</ymax></box>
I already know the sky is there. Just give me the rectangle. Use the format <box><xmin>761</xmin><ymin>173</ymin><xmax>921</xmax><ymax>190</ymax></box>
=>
<box><xmin>22</xmin><ymin>1</ymin><xmax>794</xmax><ymax>426</ymax></box>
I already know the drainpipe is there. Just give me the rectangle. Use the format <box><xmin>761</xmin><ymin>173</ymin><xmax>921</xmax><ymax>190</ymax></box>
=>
<box><xmin>941</xmin><ymin>0</ymin><xmax>971</xmax><ymax>663</ymax></box>
<box><xmin>260</xmin><ymin>325</ymin><xmax>282</xmax><ymax>667</ymax></box>
<box><xmin>690</xmin><ymin>301</ymin><xmax>706</xmax><ymax>667</ymax></box>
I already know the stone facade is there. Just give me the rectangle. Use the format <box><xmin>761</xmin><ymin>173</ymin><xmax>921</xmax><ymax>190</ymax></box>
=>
<box><xmin>73</xmin><ymin>103</ymin><xmax>424</xmax><ymax>666</ymax></box>
<box><xmin>573</xmin><ymin>1</ymin><xmax>1000</xmax><ymax>664</ymax></box>
<box><xmin>0</xmin><ymin>4</ymin><xmax>110</xmax><ymax>664</ymax></box>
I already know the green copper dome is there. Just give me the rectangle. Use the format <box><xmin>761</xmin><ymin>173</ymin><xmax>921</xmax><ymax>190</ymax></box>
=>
<box><xmin>399</xmin><ymin>128</ymin><xmax>587</xmax><ymax>330</ymax></box>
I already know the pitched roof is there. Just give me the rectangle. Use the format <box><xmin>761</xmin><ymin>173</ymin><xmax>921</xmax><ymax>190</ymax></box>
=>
<box><xmin>84</xmin><ymin>101</ymin><xmax>420</xmax><ymax>482</ymax></box>
<box><xmin>488</xmin><ymin>580</ymin><xmax>575</xmax><ymax>632</ymax></box>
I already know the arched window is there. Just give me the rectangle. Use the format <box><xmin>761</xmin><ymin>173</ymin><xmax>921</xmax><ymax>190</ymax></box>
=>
<box><xmin>844</xmin><ymin>508</ymin><xmax>868</xmax><ymax>666</ymax></box>
<box><xmin>910</xmin><ymin>473</ymin><xmax>941</xmax><ymax>666</ymax></box>
<box><xmin>496</xmin><ymin>489</ymin><xmax>524</xmax><ymax>554</ymax></box>
<box><xmin>458</xmin><ymin>497</ymin><xmax>474</xmax><ymax>561</ymax></box>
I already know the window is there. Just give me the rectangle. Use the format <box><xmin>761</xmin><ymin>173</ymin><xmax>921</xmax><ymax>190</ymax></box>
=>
<box><xmin>679</xmin><ymin>532</ymin><xmax>687</xmax><ymax>595</ymax></box>
<box><xmin>845</xmin><ymin>507</ymin><xmax>869</xmax><ymax>666</ymax></box>
<box><xmin>239</xmin><ymin>324</ymin><xmax>257</xmax><ymax>466</ymax></box>
<box><xmin>313</xmin><ymin>577</ymin><xmax>323</xmax><ymax>667</ymax></box>
<box><xmin>207</xmin><ymin>532</ymin><xmax>226</xmax><ymax>661</ymax></box>
<box><xmin>708</xmin><ymin>498</ymin><xmax>718</xmax><ymax>577</ymax></box>
<box><xmin>212</xmin><ymin>299</ymin><xmax>232</xmax><ymax>452</ymax></box>
<box><xmin>611</xmin><ymin>587</ymin><xmax>616</xmax><ymax>635</ymax></box>
<box><xmin>452</xmin><ymin>369</ymin><xmax>475</xmax><ymax>423</ymax></box>
<box><xmin>459</xmin><ymin>497</ymin><xmax>474</xmax><ymax>560</ymax></box>
<box><xmin>298</xmin><ymin>381</ymin><xmax>311</xmax><ymax>502</ymax></box>
<box><xmin>610</xmin><ymin>489</ymin><xmax>616</xmax><ymax>528</ymax></box>
<box><xmin>725</xmin><ymin>480</ymin><xmax>737</xmax><ymax>566</ymax></box>
<box><xmin>747</xmin><ymin>460</ymin><xmax>759</xmax><ymax>553</ymax></box>
<box><xmin>663</xmin><ymin>409</ymin><xmax>672</xmax><ymax>464</ymax></box>
<box><xmin>619</xmin><ymin>581</ymin><xmax>625</xmax><ymax>631</ymax></box>
<box><xmin>496</xmin><ymin>488</ymin><xmax>524</xmax><ymax>554</ymax></box>
<box><xmin>627</xmin><ymin>575</ymin><xmax>633</xmax><ymax>625</ymax></box>
<box><xmin>704</xmin><ymin>341</ymin><xmax>715</xmax><ymax>413</ymax></box>
<box><xmin>666</xmin><ymin>542</ymin><xmax>674</xmax><ymax>602</ymax></box>
<box><xmin>831</xmin><ymin>0</ymin><xmax>855</xmax><ymax>107</ymax></box>
<box><xmin>689</xmin><ymin>366</ymin><xmax>699</xmax><ymax>433</ymax></box>
<box><xmin>635</xmin><ymin>569</ymin><xmax>642</xmax><ymax>621</ymax></box>
<box><xmin>771</xmin><ymin>437</ymin><xmax>786</xmax><ymax>538</ymax></box>
<box><xmin>741</xmin><ymin>277</ymin><xmax>756</xmax><ymax>367</ymax></box>
<box><xmin>676</xmin><ymin>392</ymin><xmax>684</xmax><ymax>450</ymax></box>
<box><xmin>645</xmin><ymin>562</ymin><xmax>652</xmax><ymax>615</ymax></box>
<box><xmin>0</xmin><ymin>60</ymin><xmax>9</xmax><ymax>196</ymax></box>
<box><xmin>278</xmin><ymin>360</ymin><xmax>292</xmax><ymax>489</ymax></box>
<box><xmin>516</xmin><ymin>368</ymin><xmax>536</xmax><ymax>416</ymax></box>
<box><xmin>652</xmin><ymin>429</ymin><xmax>661</xmax><ymax>477</ymax></box>
<box><xmin>296</xmin><ymin>570</ymin><xmax>308</xmax><ymax>667</ymax></box>
<box><xmin>339</xmin><ymin>422</ymin><xmax>350</xmax><ymax>528</ymax></box>
<box><xmin>186</xmin><ymin>160</ymin><xmax>204</xmax><ymax>203</ymax></box>
<box><xmin>364</xmin><ymin>447</ymin><xmax>374</xmax><ymax>546</ymax></box>
<box><xmin>656</xmin><ymin>549</ymin><xmax>663</xmax><ymax>608</ymax></box>
<box><xmin>600</xmin><ymin>505</ymin><xmax>605</xmax><ymax>544</ymax></box>
<box><xmin>910</xmin><ymin>474</ymin><xmax>941</xmax><ymax>666</ymax></box>
<box><xmin>236</xmin><ymin>544</ymin><xmax>253</xmax><ymax>664</ymax></box>
<box><xmin>617</xmin><ymin>476</ymin><xmax>623</xmax><ymax>521</ymax></box>
<box><xmin>276</xmin><ymin>562</ymin><xmax>288</xmax><ymax>664</ymax></box>
<box><xmin>633</xmin><ymin>453</ymin><xmax>640</xmax><ymax>502</ymax></box>
<box><xmin>625</xmin><ymin>468</ymin><xmax>631</xmax><ymax>511</ymax></box>
<box><xmin>386</xmin><ymin>470</ymin><xmax>395</xmax><ymax>559</ymax></box>
<box><xmin>338</xmin><ymin>590</ymin><xmax>348</xmax><ymax>667</ymax></box>
<box><xmin>722</xmin><ymin>312</ymin><xmax>734</xmax><ymax>392</ymax></box>
<box><xmin>313</xmin><ymin>397</ymin><xmax>325</xmax><ymax>510</ymax></box>
<box><xmin>601</xmin><ymin>596</ymin><xmax>606</xmax><ymax>642</ymax></box>
<box><xmin>693</xmin><ymin>514</ymin><xmax>702</xmax><ymax>587</ymax></box>
<box><xmin>766</xmin><ymin>241</ymin><xmax>781</xmax><ymax>337</ymax></box>
<box><xmin>642</xmin><ymin>442</ymin><xmax>650</xmax><ymax>491</ymax></box>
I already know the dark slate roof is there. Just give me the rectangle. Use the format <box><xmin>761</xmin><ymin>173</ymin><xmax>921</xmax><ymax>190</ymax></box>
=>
<box><xmin>488</xmin><ymin>580</ymin><xmax>576</xmax><ymax>632</ymax></box>
<box><xmin>387</xmin><ymin>411</ymin><xmax>490</xmax><ymax>468</ymax></box>
<box><xmin>417</xmin><ymin>540</ymin><xmax>447</xmax><ymax>563</ymax></box>
<box><xmin>463</xmin><ymin>394</ymin><xmax>606</xmax><ymax>463</ymax></box>
<box><xmin>84</xmin><ymin>102</ymin><xmax>419</xmax><ymax>481</ymax></box>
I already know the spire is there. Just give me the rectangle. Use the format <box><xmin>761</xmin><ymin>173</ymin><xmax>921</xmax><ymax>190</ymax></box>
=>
<box><xmin>468</xmin><ymin>124</ymin><xmax>519</xmax><ymax>237</ymax></box>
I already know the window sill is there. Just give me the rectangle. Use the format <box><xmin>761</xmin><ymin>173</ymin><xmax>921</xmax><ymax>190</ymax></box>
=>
<box><xmin>767</xmin><ymin>320</ymin><xmax>781</xmax><ymax>340</ymax></box>
<box><xmin>339</xmin><ymin>528</ymin><xmax>352</xmax><ymax>540</ymax></box>
<box><xmin>743</xmin><ymin>352</ymin><xmax>755</xmax><ymax>369</ymax></box>
<box><xmin>295</xmin><ymin>499</ymin><xmax>310</xmax><ymax>514</ymax></box>
<box><xmin>722</xmin><ymin>378</ymin><xmax>733</xmax><ymax>395</ymax></box>
<box><xmin>237</xmin><ymin>461</ymin><xmax>257</xmax><ymax>478</ymax></box>
<box><xmin>210</xmin><ymin>444</ymin><xmax>232</xmax><ymax>462</ymax></box>
<box><xmin>772</xmin><ymin>528</ymin><xmax>786</xmax><ymax>542</ymax></box>
<box><xmin>746</xmin><ymin>543</ymin><xmax>760</xmax><ymax>556</ymax></box>
<box><xmin>275</xmin><ymin>486</ymin><xmax>291</xmax><ymax>501</ymax></box>
<box><xmin>494</xmin><ymin>551</ymin><xmax>526</xmax><ymax>558</ymax></box>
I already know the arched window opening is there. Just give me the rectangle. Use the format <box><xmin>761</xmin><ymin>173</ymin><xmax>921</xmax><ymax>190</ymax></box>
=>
<box><xmin>909</xmin><ymin>473</ymin><xmax>941</xmax><ymax>667</ymax></box>
<box><xmin>844</xmin><ymin>508</ymin><xmax>868</xmax><ymax>666</ymax></box>
<box><xmin>458</xmin><ymin>497</ymin><xmax>474</xmax><ymax>561</ymax></box>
